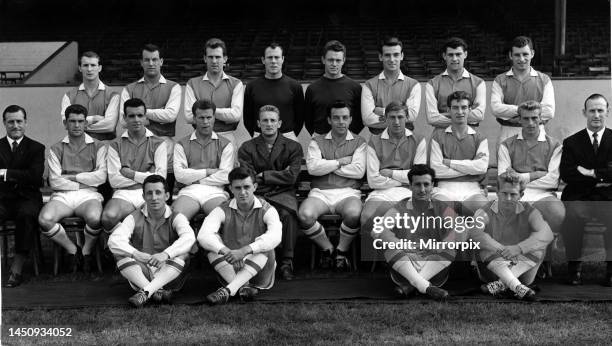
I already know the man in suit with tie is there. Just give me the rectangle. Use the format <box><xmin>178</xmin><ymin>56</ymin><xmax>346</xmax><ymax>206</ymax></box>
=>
<box><xmin>238</xmin><ymin>105</ymin><xmax>303</xmax><ymax>280</ymax></box>
<box><xmin>0</xmin><ymin>105</ymin><xmax>45</xmax><ymax>287</ymax></box>
<box><xmin>560</xmin><ymin>93</ymin><xmax>612</xmax><ymax>286</ymax></box>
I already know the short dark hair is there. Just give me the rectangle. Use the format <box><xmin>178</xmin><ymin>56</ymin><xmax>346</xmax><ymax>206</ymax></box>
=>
<box><xmin>264</xmin><ymin>42</ymin><xmax>283</xmax><ymax>56</ymax></box>
<box><xmin>447</xmin><ymin>91</ymin><xmax>472</xmax><ymax>108</ymax></box>
<box><xmin>443</xmin><ymin>37</ymin><xmax>468</xmax><ymax>52</ymax></box>
<box><xmin>259</xmin><ymin>105</ymin><xmax>280</xmax><ymax>119</ymax></box>
<box><xmin>322</xmin><ymin>40</ymin><xmax>346</xmax><ymax>57</ymax></box>
<box><xmin>380</xmin><ymin>37</ymin><xmax>403</xmax><ymax>53</ymax></box>
<box><xmin>328</xmin><ymin>100</ymin><xmax>351</xmax><ymax>118</ymax></box>
<box><xmin>143</xmin><ymin>174</ymin><xmax>168</xmax><ymax>193</ymax></box>
<box><xmin>384</xmin><ymin>101</ymin><xmax>407</xmax><ymax>116</ymax></box>
<box><xmin>64</xmin><ymin>104</ymin><xmax>88</xmax><ymax>120</ymax></box>
<box><xmin>123</xmin><ymin>98</ymin><xmax>147</xmax><ymax>116</ymax></box>
<box><xmin>205</xmin><ymin>38</ymin><xmax>227</xmax><ymax>56</ymax></box>
<box><xmin>408</xmin><ymin>164</ymin><xmax>436</xmax><ymax>184</ymax></box>
<box><xmin>510</xmin><ymin>36</ymin><xmax>534</xmax><ymax>52</ymax></box>
<box><xmin>2</xmin><ymin>105</ymin><xmax>26</xmax><ymax>121</ymax></box>
<box><xmin>80</xmin><ymin>51</ymin><xmax>101</xmax><ymax>65</ymax></box>
<box><xmin>143</xmin><ymin>43</ymin><xmax>161</xmax><ymax>57</ymax></box>
<box><xmin>191</xmin><ymin>99</ymin><xmax>216</xmax><ymax>117</ymax></box>
<box><xmin>584</xmin><ymin>93</ymin><xmax>609</xmax><ymax>110</ymax></box>
<box><xmin>228</xmin><ymin>166</ymin><xmax>256</xmax><ymax>185</ymax></box>
<box><xmin>517</xmin><ymin>100</ymin><xmax>542</xmax><ymax>117</ymax></box>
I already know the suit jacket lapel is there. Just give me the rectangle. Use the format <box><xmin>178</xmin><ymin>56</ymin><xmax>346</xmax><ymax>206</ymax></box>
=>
<box><xmin>254</xmin><ymin>136</ymin><xmax>272</xmax><ymax>167</ymax></box>
<box><xmin>269</xmin><ymin>136</ymin><xmax>287</xmax><ymax>166</ymax></box>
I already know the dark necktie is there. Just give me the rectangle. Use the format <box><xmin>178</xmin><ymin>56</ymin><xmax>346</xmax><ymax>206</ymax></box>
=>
<box><xmin>11</xmin><ymin>141</ymin><xmax>18</xmax><ymax>153</ymax></box>
<box><xmin>593</xmin><ymin>132</ymin><xmax>599</xmax><ymax>155</ymax></box>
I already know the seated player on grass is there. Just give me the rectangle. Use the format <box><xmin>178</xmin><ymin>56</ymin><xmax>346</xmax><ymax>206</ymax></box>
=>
<box><xmin>108</xmin><ymin>174</ymin><xmax>195</xmax><ymax>307</ymax></box>
<box><xmin>474</xmin><ymin>172</ymin><xmax>554</xmax><ymax>300</ymax></box>
<box><xmin>198</xmin><ymin>167</ymin><xmax>282</xmax><ymax>305</ymax></box>
<box><xmin>371</xmin><ymin>164</ymin><xmax>462</xmax><ymax>301</ymax></box>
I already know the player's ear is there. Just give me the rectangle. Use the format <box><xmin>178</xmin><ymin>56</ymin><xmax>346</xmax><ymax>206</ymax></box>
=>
<box><xmin>277</xmin><ymin>120</ymin><xmax>282</xmax><ymax>128</ymax></box>
<box><xmin>253</xmin><ymin>182</ymin><xmax>258</xmax><ymax>191</ymax></box>
<box><xmin>164</xmin><ymin>191</ymin><xmax>170</xmax><ymax>202</ymax></box>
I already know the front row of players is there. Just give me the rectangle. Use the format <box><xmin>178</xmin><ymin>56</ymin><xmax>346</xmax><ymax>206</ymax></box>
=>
<box><xmin>10</xmin><ymin>92</ymin><xmax>610</xmax><ymax>303</ymax></box>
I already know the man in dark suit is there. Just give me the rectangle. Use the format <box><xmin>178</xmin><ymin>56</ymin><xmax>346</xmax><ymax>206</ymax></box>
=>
<box><xmin>0</xmin><ymin>105</ymin><xmax>45</xmax><ymax>287</ymax></box>
<box><xmin>238</xmin><ymin>105</ymin><xmax>303</xmax><ymax>280</ymax></box>
<box><xmin>560</xmin><ymin>93</ymin><xmax>612</xmax><ymax>287</ymax></box>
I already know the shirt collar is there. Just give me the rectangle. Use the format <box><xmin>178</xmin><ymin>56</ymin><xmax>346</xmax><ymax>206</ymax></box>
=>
<box><xmin>324</xmin><ymin>131</ymin><xmax>355</xmax><ymax>140</ymax></box>
<box><xmin>121</xmin><ymin>128</ymin><xmax>155</xmax><ymax>138</ymax></box>
<box><xmin>190</xmin><ymin>131</ymin><xmax>219</xmax><ymax>141</ymax></box>
<box><xmin>442</xmin><ymin>69</ymin><xmax>471</xmax><ymax>78</ymax></box>
<box><xmin>516</xmin><ymin>129</ymin><xmax>547</xmax><ymax>141</ymax></box>
<box><xmin>506</xmin><ymin>67</ymin><xmax>538</xmax><ymax>77</ymax></box>
<box><xmin>228</xmin><ymin>197</ymin><xmax>263</xmax><ymax>210</ymax></box>
<box><xmin>141</xmin><ymin>204</ymin><xmax>172</xmax><ymax>218</ymax></box>
<box><xmin>381</xmin><ymin>128</ymin><xmax>413</xmax><ymax>139</ymax></box>
<box><xmin>6</xmin><ymin>137</ymin><xmax>23</xmax><ymax>146</ymax></box>
<box><xmin>203</xmin><ymin>72</ymin><xmax>229</xmax><ymax>81</ymax></box>
<box><xmin>405</xmin><ymin>199</ymin><xmax>434</xmax><ymax>210</ymax></box>
<box><xmin>444</xmin><ymin>125</ymin><xmax>476</xmax><ymax>134</ymax></box>
<box><xmin>587</xmin><ymin>128</ymin><xmax>605</xmax><ymax>140</ymax></box>
<box><xmin>62</xmin><ymin>133</ymin><xmax>95</xmax><ymax>144</ymax></box>
<box><xmin>490</xmin><ymin>200</ymin><xmax>525</xmax><ymax>214</ymax></box>
<box><xmin>378</xmin><ymin>71</ymin><xmax>405</xmax><ymax>80</ymax></box>
<box><xmin>137</xmin><ymin>75</ymin><xmax>167</xmax><ymax>84</ymax></box>
<box><xmin>78</xmin><ymin>81</ymin><xmax>106</xmax><ymax>91</ymax></box>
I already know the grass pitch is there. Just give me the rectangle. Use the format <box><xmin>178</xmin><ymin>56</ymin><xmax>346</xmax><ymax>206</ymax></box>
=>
<box><xmin>2</xmin><ymin>302</ymin><xmax>611</xmax><ymax>344</ymax></box>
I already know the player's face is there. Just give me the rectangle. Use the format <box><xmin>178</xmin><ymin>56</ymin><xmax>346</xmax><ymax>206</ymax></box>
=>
<box><xmin>230</xmin><ymin>176</ymin><xmax>258</xmax><ymax>206</ymax></box>
<box><xmin>262</xmin><ymin>47</ymin><xmax>284</xmax><ymax>77</ymax></box>
<box><xmin>386</xmin><ymin>110</ymin><xmax>407</xmax><ymax>136</ymax></box>
<box><xmin>519</xmin><ymin>110</ymin><xmax>541</xmax><ymax>137</ymax></box>
<box><xmin>143</xmin><ymin>181</ymin><xmax>169</xmax><ymax>212</ymax></box>
<box><xmin>79</xmin><ymin>56</ymin><xmax>101</xmax><ymax>82</ymax></box>
<box><xmin>443</xmin><ymin>47</ymin><xmax>467</xmax><ymax>73</ymax></box>
<box><xmin>322</xmin><ymin>50</ymin><xmax>345</xmax><ymax>78</ymax></box>
<box><xmin>328</xmin><ymin>107</ymin><xmax>352</xmax><ymax>136</ymax></box>
<box><xmin>124</xmin><ymin>106</ymin><xmax>147</xmax><ymax>132</ymax></box>
<box><xmin>141</xmin><ymin>50</ymin><xmax>163</xmax><ymax>79</ymax></box>
<box><xmin>205</xmin><ymin>47</ymin><xmax>227</xmax><ymax>74</ymax></box>
<box><xmin>410</xmin><ymin>174</ymin><xmax>433</xmax><ymax>201</ymax></box>
<box><xmin>583</xmin><ymin>97</ymin><xmax>609</xmax><ymax>132</ymax></box>
<box><xmin>257</xmin><ymin>111</ymin><xmax>282</xmax><ymax>137</ymax></box>
<box><xmin>379</xmin><ymin>45</ymin><xmax>403</xmax><ymax>72</ymax></box>
<box><xmin>449</xmin><ymin>99</ymin><xmax>470</xmax><ymax>125</ymax></box>
<box><xmin>3</xmin><ymin>111</ymin><xmax>27</xmax><ymax>140</ymax></box>
<box><xmin>194</xmin><ymin>108</ymin><xmax>215</xmax><ymax>136</ymax></box>
<box><xmin>497</xmin><ymin>182</ymin><xmax>522</xmax><ymax>211</ymax></box>
<box><xmin>64</xmin><ymin>113</ymin><xmax>87</xmax><ymax>137</ymax></box>
<box><xmin>510</xmin><ymin>46</ymin><xmax>534</xmax><ymax>72</ymax></box>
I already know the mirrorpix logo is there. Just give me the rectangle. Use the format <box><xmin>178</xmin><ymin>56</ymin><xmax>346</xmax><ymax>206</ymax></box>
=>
<box><xmin>370</xmin><ymin>212</ymin><xmax>485</xmax><ymax>251</ymax></box>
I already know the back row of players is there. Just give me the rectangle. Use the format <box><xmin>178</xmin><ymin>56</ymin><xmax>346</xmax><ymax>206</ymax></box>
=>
<box><xmin>2</xmin><ymin>35</ymin><xmax>610</xmax><ymax>304</ymax></box>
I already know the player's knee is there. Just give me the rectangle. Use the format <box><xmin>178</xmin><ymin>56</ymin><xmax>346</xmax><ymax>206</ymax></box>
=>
<box><xmin>38</xmin><ymin>211</ymin><xmax>57</xmax><ymax>230</ymax></box>
<box><xmin>298</xmin><ymin>208</ymin><xmax>316</xmax><ymax>226</ymax></box>
<box><xmin>83</xmin><ymin>211</ymin><xmax>102</xmax><ymax>228</ymax></box>
<box><xmin>101</xmin><ymin>209</ymin><xmax>121</xmax><ymax>230</ymax></box>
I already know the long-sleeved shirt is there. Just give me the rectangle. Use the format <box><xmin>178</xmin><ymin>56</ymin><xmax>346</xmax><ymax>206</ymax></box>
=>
<box><xmin>304</xmin><ymin>75</ymin><xmax>363</xmax><ymax>135</ymax></box>
<box><xmin>108</xmin><ymin>205</ymin><xmax>195</xmax><ymax>259</ymax></box>
<box><xmin>491</xmin><ymin>68</ymin><xmax>555</xmax><ymax>127</ymax></box>
<box><xmin>107</xmin><ymin>129</ymin><xmax>167</xmax><ymax>189</ymax></box>
<box><xmin>173</xmin><ymin>131</ymin><xmax>234</xmax><ymax>187</ymax></box>
<box><xmin>184</xmin><ymin>72</ymin><xmax>244</xmax><ymax>133</ymax></box>
<box><xmin>361</xmin><ymin>71</ymin><xmax>421</xmax><ymax>133</ymax></box>
<box><xmin>198</xmin><ymin>197</ymin><xmax>282</xmax><ymax>254</ymax></box>
<box><xmin>48</xmin><ymin>134</ymin><xmax>107</xmax><ymax>191</ymax></box>
<box><xmin>120</xmin><ymin>76</ymin><xmax>181</xmax><ymax>137</ymax></box>
<box><xmin>306</xmin><ymin>131</ymin><xmax>367</xmax><ymax>189</ymax></box>
<box><xmin>474</xmin><ymin>200</ymin><xmax>553</xmax><ymax>262</ymax></box>
<box><xmin>243</xmin><ymin>75</ymin><xmax>305</xmax><ymax>136</ymax></box>
<box><xmin>425</xmin><ymin>69</ymin><xmax>486</xmax><ymax>128</ymax></box>
<box><xmin>61</xmin><ymin>81</ymin><xmax>120</xmax><ymax>141</ymax></box>
<box><xmin>367</xmin><ymin>128</ymin><xmax>426</xmax><ymax>189</ymax></box>
<box><xmin>498</xmin><ymin>130</ymin><xmax>562</xmax><ymax>191</ymax></box>
<box><xmin>429</xmin><ymin>126</ymin><xmax>489</xmax><ymax>182</ymax></box>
